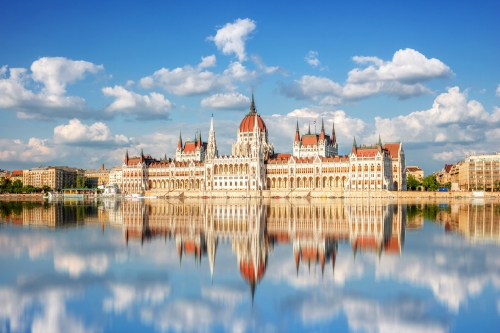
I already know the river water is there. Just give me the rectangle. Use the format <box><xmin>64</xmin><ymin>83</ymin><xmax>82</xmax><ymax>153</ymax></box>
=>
<box><xmin>0</xmin><ymin>198</ymin><xmax>499</xmax><ymax>333</ymax></box>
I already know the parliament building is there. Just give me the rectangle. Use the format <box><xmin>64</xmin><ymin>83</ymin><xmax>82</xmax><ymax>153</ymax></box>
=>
<box><xmin>121</xmin><ymin>94</ymin><xmax>406</xmax><ymax>196</ymax></box>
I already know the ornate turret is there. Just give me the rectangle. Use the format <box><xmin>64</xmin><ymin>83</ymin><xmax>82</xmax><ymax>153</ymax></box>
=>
<box><xmin>352</xmin><ymin>136</ymin><xmax>357</xmax><ymax>154</ymax></box>
<box><xmin>206</xmin><ymin>114</ymin><xmax>218</xmax><ymax>161</ymax></box>
<box><xmin>177</xmin><ymin>131</ymin><xmax>182</xmax><ymax>149</ymax></box>
<box><xmin>294</xmin><ymin>119</ymin><xmax>300</xmax><ymax>142</ymax></box>
<box><xmin>319</xmin><ymin>118</ymin><xmax>325</xmax><ymax>141</ymax></box>
<box><xmin>249</xmin><ymin>91</ymin><xmax>256</xmax><ymax>114</ymax></box>
<box><xmin>331</xmin><ymin>121</ymin><xmax>337</xmax><ymax>144</ymax></box>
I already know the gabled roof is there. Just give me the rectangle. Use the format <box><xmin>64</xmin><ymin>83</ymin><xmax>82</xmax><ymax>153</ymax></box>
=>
<box><xmin>406</xmin><ymin>166</ymin><xmax>422</xmax><ymax>172</ymax></box>
<box><xmin>383</xmin><ymin>143</ymin><xmax>401</xmax><ymax>158</ymax></box>
<box><xmin>301</xmin><ymin>134</ymin><xmax>318</xmax><ymax>146</ymax></box>
<box><xmin>355</xmin><ymin>148</ymin><xmax>380</xmax><ymax>158</ymax></box>
<box><xmin>183</xmin><ymin>142</ymin><xmax>196</xmax><ymax>153</ymax></box>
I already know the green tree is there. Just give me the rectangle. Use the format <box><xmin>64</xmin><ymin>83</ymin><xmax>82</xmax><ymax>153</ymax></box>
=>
<box><xmin>422</xmin><ymin>175</ymin><xmax>440</xmax><ymax>191</ymax></box>
<box><xmin>12</xmin><ymin>179</ymin><xmax>23</xmax><ymax>188</ymax></box>
<box><xmin>407</xmin><ymin>174</ymin><xmax>421</xmax><ymax>191</ymax></box>
<box><xmin>76</xmin><ymin>176</ymin><xmax>87</xmax><ymax>188</ymax></box>
<box><xmin>0</xmin><ymin>177</ymin><xmax>10</xmax><ymax>191</ymax></box>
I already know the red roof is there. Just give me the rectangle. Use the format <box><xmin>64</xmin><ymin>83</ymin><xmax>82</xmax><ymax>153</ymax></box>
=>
<box><xmin>355</xmin><ymin>148</ymin><xmax>379</xmax><ymax>158</ymax></box>
<box><xmin>444</xmin><ymin>164</ymin><xmax>453</xmax><ymax>173</ymax></box>
<box><xmin>11</xmin><ymin>170</ymin><xmax>23</xmax><ymax>176</ymax></box>
<box><xmin>383</xmin><ymin>143</ymin><xmax>401</xmax><ymax>158</ymax></box>
<box><xmin>183</xmin><ymin>142</ymin><xmax>196</xmax><ymax>153</ymax></box>
<box><xmin>239</xmin><ymin>260</ymin><xmax>266</xmax><ymax>283</ymax></box>
<box><xmin>384</xmin><ymin>237</ymin><xmax>400</xmax><ymax>253</ymax></box>
<box><xmin>239</xmin><ymin>113</ymin><xmax>266</xmax><ymax>133</ymax></box>
<box><xmin>301</xmin><ymin>135</ymin><xmax>318</xmax><ymax>146</ymax></box>
<box><xmin>126</xmin><ymin>158</ymin><xmax>141</xmax><ymax>166</ymax></box>
<box><xmin>354</xmin><ymin>236</ymin><xmax>380</xmax><ymax>250</ymax></box>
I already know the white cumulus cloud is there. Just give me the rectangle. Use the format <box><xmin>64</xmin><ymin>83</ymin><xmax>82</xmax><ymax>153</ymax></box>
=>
<box><xmin>207</xmin><ymin>18</ymin><xmax>256</xmax><ymax>62</ymax></box>
<box><xmin>102</xmin><ymin>85</ymin><xmax>174</xmax><ymax>119</ymax></box>
<box><xmin>280</xmin><ymin>48</ymin><xmax>452</xmax><ymax>104</ymax></box>
<box><xmin>53</xmin><ymin>118</ymin><xmax>131</xmax><ymax>147</ymax></box>
<box><xmin>201</xmin><ymin>92</ymin><xmax>250</xmax><ymax>110</ymax></box>
<box><xmin>0</xmin><ymin>57</ymin><xmax>104</xmax><ymax>120</ymax></box>
<box><xmin>496</xmin><ymin>84</ymin><xmax>500</xmax><ymax>97</ymax></box>
<box><xmin>305</xmin><ymin>51</ymin><xmax>321</xmax><ymax>67</ymax></box>
<box><xmin>30</xmin><ymin>57</ymin><xmax>103</xmax><ymax>95</ymax></box>
<box><xmin>197</xmin><ymin>55</ymin><xmax>217</xmax><ymax>69</ymax></box>
<box><xmin>139</xmin><ymin>63</ymin><xmax>231</xmax><ymax>96</ymax></box>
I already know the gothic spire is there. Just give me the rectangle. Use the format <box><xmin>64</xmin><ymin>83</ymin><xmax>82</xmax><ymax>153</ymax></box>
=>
<box><xmin>177</xmin><ymin>130</ymin><xmax>182</xmax><ymax>149</ymax></box>
<box><xmin>249</xmin><ymin>90</ymin><xmax>256</xmax><ymax>114</ymax></box>
<box><xmin>378</xmin><ymin>134</ymin><xmax>382</xmax><ymax>147</ymax></box>
<box><xmin>320</xmin><ymin>118</ymin><xmax>325</xmax><ymax>140</ymax></box>
<box><xmin>332</xmin><ymin>121</ymin><xmax>337</xmax><ymax>143</ymax></box>
<box><xmin>308</xmin><ymin>122</ymin><xmax>311</xmax><ymax>135</ymax></box>
<box><xmin>353</xmin><ymin>136</ymin><xmax>357</xmax><ymax>147</ymax></box>
<box><xmin>124</xmin><ymin>149</ymin><xmax>129</xmax><ymax>163</ymax></box>
<box><xmin>210</xmin><ymin>113</ymin><xmax>214</xmax><ymax>131</ymax></box>
<box><xmin>294</xmin><ymin>119</ymin><xmax>300</xmax><ymax>142</ymax></box>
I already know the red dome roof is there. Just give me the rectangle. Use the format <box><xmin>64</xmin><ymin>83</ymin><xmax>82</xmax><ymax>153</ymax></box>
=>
<box><xmin>239</xmin><ymin>260</ymin><xmax>266</xmax><ymax>283</ymax></box>
<box><xmin>239</xmin><ymin>113</ymin><xmax>266</xmax><ymax>133</ymax></box>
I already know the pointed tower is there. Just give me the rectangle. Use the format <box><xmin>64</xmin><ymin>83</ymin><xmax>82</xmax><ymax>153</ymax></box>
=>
<box><xmin>124</xmin><ymin>149</ymin><xmax>129</xmax><ymax>165</ymax></box>
<box><xmin>175</xmin><ymin>131</ymin><xmax>183</xmax><ymax>161</ymax></box>
<box><xmin>319</xmin><ymin>118</ymin><xmax>325</xmax><ymax>141</ymax></box>
<box><xmin>208</xmin><ymin>239</ymin><xmax>217</xmax><ymax>284</ymax></box>
<box><xmin>308</xmin><ymin>123</ymin><xmax>311</xmax><ymax>135</ymax></box>
<box><xmin>294</xmin><ymin>120</ymin><xmax>300</xmax><ymax>143</ymax></box>
<box><xmin>139</xmin><ymin>148</ymin><xmax>144</xmax><ymax>163</ymax></box>
<box><xmin>331</xmin><ymin>121</ymin><xmax>338</xmax><ymax>156</ymax></box>
<box><xmin>295</xmin><ymin>249</ymin><xmax>300</xmax><ymax>277</ymax></box>
<box><xmin>331</xmin><ymin>122</ymin><xmax>336</xmax><ymax>143</ymax></box>
<box><xmin>177</xmin><ymin>131</ymin><xmax>183</xmax><ymax>149</ymax></box>
<box><xmin>206</xmin><ymin>114</ymin><xmax>218</xmax><ymax>161</ymax></box>
<box><xmin>352</xmin><ymin>136</ymin><xmax>357</xmax><ymax>154</ymax></box>
<box><xmin>250</xmin><ymin>90</ymin><xmax>256</xmax><ymax>114</ymax></box>
<box><xmin>378</xmin><ymin>134</ymin><xmax>382</xmax><ymax>147</ymax></box>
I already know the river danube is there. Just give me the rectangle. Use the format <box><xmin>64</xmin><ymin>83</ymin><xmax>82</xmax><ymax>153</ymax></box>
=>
<box><xmin>0</xmin><ymin>198</ymin><xmax>499</xmax><ymax>332</ymax></box>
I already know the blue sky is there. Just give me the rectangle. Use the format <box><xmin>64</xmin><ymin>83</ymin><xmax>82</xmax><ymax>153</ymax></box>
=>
<box><xmin>0</xmin><ymin>0</ymin><xmax>499</xmax><ymax>173</ymax></box>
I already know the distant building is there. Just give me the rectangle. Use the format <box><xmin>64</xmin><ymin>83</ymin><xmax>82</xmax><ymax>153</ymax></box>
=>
<box><xmin>23</xmin><ymin>166</ymin><xmax>78</xmax><ymax>190</ymax></box>
<box><xmin>292</xmin><ymin>119</ymin><xmax>338</xmax><ymax>158</ymax></box>
<box><xmin>434</xmin><ymin>164</ymin><xmax>453</xmax><ymax>184</ymax></box>
<box><xmin>9</xmin><ymin>170</ymin><xmax>24</xmax><ymax>183</ymax></box>
<box><xmin>121</xmin><ymin>94</ymin><xmax>406</xmax><ymax>193</ymax></box>
<box><xmin>109</xmin><ymin>166</ymin><xmax>123</xmax><ymax>189</ymax></box>
<box><xmin>406</xmin><ymin>165</ymin><xmax>424</xmax><ymax>181</ymax></box>
<box><xmin>84</xmin><ymin>164</ymin><xmax>110</xmax><ymax>188</ymax></box>
<box><xmin>459</xmin><ymin>152</ymin><xmax>500</xmax><ymax>191</ymax></box>
<box><xmin>0</xmin><ymin>169</ymin><xmax>7</xmax><ymax>179</ymax></box>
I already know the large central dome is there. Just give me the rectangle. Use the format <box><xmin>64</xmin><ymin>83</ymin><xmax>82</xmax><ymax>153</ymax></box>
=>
<box><xmin>239</xmin><ymin>94</ymin><xmax>266</xmax><ymax>133</ymax></box>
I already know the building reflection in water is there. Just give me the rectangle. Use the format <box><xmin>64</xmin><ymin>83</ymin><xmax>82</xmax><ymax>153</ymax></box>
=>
<box><xmin>118</xmin><ymin>199</ymin><xmax>406</xmax><ymax>299</ymax></box>
<box><xmin>6</xmin><ymin>199</ymin><xmax>500</xmax><ymax>298</ymax></box>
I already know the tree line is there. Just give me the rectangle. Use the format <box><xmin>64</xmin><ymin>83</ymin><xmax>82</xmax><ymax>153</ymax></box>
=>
<box><xmin>406</xmin><ymin>174</ymin><xmax>450</xmax><ymax>191</ymax></box>
<box><xmin>0</xmin><ymin>178</ymin><xmax>51</xmax><ymax>194</ymax></box>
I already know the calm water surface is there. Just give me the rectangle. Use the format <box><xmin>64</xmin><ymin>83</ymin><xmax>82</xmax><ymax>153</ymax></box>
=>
<box><xmin>0</xmin><ymin>198</ymin><xmax>499</xmax><ymax>333</ymax></box>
